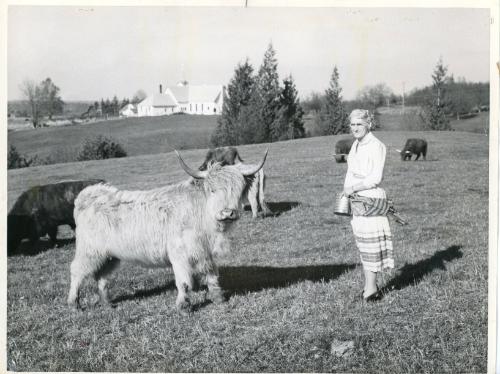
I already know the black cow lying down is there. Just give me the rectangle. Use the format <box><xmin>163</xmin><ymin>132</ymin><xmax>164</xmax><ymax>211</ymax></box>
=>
<box><xmin>7</xmin><ymin>179</ymin><xmax>104</xmax><ymax>254</ymax></box>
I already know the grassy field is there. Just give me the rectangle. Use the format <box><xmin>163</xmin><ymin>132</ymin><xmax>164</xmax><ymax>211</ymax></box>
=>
<box><xmin>6</xmin><ymin>130</ymin><xmax>488</xmax><ymax>372</ymax></box>
<box><xmin>8</xmin><ymin>114</ymin><xmax>219</xmax><ymax>163</ymax></box>
<box><xmin>8</xmin><ymin>107</ymin><xmax>488</xmax><ymax>167</ymax></box>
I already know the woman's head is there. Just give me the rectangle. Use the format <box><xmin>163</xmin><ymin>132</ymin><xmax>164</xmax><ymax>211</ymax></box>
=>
<box><xmin>349</xmin><ymin>109</ymin><xmax>373</xmax><ymax>140</ymax></box>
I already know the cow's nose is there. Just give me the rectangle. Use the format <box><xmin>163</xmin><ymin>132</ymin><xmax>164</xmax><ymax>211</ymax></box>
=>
<box><xmin>217</xmin><ymin>208</ymin><xmax>239</xmax><ymax>221</ymax></box>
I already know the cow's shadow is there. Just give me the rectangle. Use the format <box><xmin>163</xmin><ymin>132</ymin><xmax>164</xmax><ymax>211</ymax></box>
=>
<box><xmin>112</xmin><ymin>282</ymin><xmax>177</xmax><ymax>304</ymax></box>
<box><xmin>381</xmin><ymin>245</ymin><xmax>463</xmax><ymax>294</ymax></box>
<box><xmin>112</xmin><ymin>263</ymin><xmax>356</xmax><ymax>305</ymax></box>
<box><xmin>8</xmin><ymin>238</ymin><xmax>75</xmax><ymax>257</ymax></box>
<box><xmin>244</xmin><ymin>201</ymin><xmax>301</xmax><ymax>217</ymax></box>
<box><xmin>219</xmin><ymin>263</ymin><xmax>356</xmax><ymax>297</ymax></box>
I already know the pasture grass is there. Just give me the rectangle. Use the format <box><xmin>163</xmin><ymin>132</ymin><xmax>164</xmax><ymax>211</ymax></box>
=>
<box><xmin>6</xmin><ymin>131</ymin><xmax>488</xmax><ymax>372</ymax></box>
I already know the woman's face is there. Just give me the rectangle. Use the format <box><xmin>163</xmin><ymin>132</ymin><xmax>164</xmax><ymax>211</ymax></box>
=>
<box><xmin>350</xmin><ymin>120</ymin><xmax>369</xmax><ymax>140</ymax></box>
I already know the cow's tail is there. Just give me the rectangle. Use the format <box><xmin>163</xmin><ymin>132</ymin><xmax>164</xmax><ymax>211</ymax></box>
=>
<box><xmin>258</xmin><ymin>169</ymin><xmax>271</xmax><ymax>216</ymax></box>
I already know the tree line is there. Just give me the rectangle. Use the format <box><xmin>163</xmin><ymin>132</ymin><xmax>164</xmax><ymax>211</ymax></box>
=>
<box><xmin>211</xmin><ymin>43</ymin><xmax>307</xmax><ymax>146</ymax></box>
<box><xmin>83</xmin><ymin>90</ymin><xmax>147</xmax><ymax>119</ymax></box>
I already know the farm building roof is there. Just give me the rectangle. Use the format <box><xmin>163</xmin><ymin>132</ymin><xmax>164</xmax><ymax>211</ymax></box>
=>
<box><xmin>166</xmin><ymin>84</ymin><xmax>223</xmax><ymax>104</ymax></box>
<box><xmin>138</xmin><ymin>92</ymin><xmax>177</xmax><ymax>107</ymax></box>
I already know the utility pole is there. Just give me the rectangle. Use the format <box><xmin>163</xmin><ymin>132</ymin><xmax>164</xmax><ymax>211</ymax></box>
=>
<box><xmin>402</xmin><ymin>81</ymin><xmax>405</xmax><ymax>113</ymax></box>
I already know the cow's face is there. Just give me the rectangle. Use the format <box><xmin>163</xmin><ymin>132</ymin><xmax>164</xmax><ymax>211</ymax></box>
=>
<box><xmin>203</xmin><ymin>165</ymin><xmax>246</xmax><ymax>230</ymax></box>
<box><xmin>176</xmin><ymin>149</ymin><xmax>267</xmax><ymax>229</ymax></box>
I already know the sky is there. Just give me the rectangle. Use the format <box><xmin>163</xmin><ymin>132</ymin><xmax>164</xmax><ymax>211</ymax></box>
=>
<box><xmin>7</xmin><ymin>5</ymin><xmax>490</xmax><ymax>101</ymax></box>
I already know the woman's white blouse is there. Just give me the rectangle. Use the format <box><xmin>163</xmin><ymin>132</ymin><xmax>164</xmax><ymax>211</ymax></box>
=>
<box><xmin>344</xmin><ymin>132</ymin><xmax>387</xmax><ymax>199</ymax></box>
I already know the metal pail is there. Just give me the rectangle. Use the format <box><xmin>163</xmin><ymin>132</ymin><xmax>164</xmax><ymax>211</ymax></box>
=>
<box><xmin>334</xmin><ymin>193</ymin><xmax>351</xmax><ymax>216</ymax></box>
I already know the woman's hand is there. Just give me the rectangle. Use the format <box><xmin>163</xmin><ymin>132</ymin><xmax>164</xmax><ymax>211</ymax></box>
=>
<box><xmin>344</xmin><ymin>186</ymin><xmax>355</xmax><ymax>196</ymax></box>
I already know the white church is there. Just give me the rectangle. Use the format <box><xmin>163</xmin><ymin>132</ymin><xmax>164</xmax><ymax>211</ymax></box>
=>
<box><xmin>135</xmin><ymin>81</ymin><xmax>225</xmax><ymax>117</ymax></box>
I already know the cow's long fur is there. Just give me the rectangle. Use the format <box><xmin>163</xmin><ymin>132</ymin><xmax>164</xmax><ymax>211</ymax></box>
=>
<box><xmin>67</xmin><ymin>163</ymin><xmax>251</xmax><ymax>313</ymax></box>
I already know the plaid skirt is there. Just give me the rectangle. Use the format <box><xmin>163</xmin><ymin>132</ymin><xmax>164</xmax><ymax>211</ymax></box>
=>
<box><xmin>351</xmin><ymin>215</ymin><xmax>394</xmax><ymax>272</ymax></box>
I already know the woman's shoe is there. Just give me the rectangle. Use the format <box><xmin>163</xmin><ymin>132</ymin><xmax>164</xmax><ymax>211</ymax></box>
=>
<box><xmin>362</xmin><ymin>288</ymin><xmax>383</xmax><ymax>302</ymax></box>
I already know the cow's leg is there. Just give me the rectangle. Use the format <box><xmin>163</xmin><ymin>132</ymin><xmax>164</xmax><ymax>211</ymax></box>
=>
<box><xmin>205</xmin><ymin>270</ymin><xmax>225</xmax><ymax>304</ymax></box>
<box><xmin>68</xmin><ymin>251</ymin><xmax>105</xmax><ymax>309</ymax></box>
<box><xmin>258</xmin><ymin>173</ymin><xmax>271</xmax><ymax>217</ymax></box>
<box><xmin>414</xmin><ymin>153</ymin><xmax>420</xmax><ymax>161</ymax></box>
<box><xmin>170</xmin><ymin>258</ymin><xmax>193</xmax><ymax>314</ymax></box>
<box><xmin>47</xmin><ymin>226</ymin><xmax>58</xmax><ymax>247</ymax></box>
<box><xmin>94</xmin><ymin>257</ymin><xmax>120</xmax><ymax>306</ymax></box>
<box><xmin>247</xmin><ymin>177</ymin><xmax>259</xmax><ymax>218</ymax></box>
<box><xmin>68</xmin><ymin>260</ymin><xmax>86</xmax><ymax>309</ymax></box>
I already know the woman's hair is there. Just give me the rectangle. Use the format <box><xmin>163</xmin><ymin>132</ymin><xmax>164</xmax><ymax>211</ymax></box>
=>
<box><xmin>349</xmin><ymin>109</ymin><xmax>374</xmax><ymax>129</ymax></box>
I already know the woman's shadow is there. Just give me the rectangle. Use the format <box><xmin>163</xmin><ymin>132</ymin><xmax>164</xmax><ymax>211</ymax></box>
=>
<box><xmin>381</xmin><ymin>245</ymin><xmax>463</xmax><ymax>293</ymax></box>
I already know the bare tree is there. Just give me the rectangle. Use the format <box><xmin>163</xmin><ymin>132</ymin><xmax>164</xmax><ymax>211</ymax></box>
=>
<box><xmin>20</xmin><ymin>80</ymin><xmax>41</xmax><ymax>128</ymax></box>
<box><xmin>20</xmin><ymin>78</ymin><xmax>64</xmax><ymax>127</ymax></box>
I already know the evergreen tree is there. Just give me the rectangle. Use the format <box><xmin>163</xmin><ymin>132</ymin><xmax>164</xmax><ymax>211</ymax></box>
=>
<box><xmin>240</xmin><ymin>43</ymin><xmax>281</xmax><ymax>143</ymax></box>
<box><xmin>271</xmin><ymin>75</ymin><xmax>305</xmax><ymax>141</ymax></box>
<box><xmin>427</xmin><ymin>57</ymin><xmax>451</xmax><ymax>130</ymax></box>
<box><xmin>112</xmin><ymin>96</ymin><xmax>120</xmax><ymax>116</ymax></box>
<box><xmin>211</xmin><ymin>59</ymin><xmax>255</xmax><ymax>146</ymax></box>
<box><xmin>316</xmin><ymin>66</ymin><xmax>348</xmax><ymax>135</ymax></box>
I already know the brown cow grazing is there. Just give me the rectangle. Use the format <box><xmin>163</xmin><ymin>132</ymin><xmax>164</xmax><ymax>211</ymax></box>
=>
<box><xmin>198</xmin><ymin>147</ymin><xmax>243</xmax><ymax>171</ymax></box>
<box><xmin>334</xmin><ymin>138</ymin><xmax>355</xmax><ymax>163</ymax></box>
<box><xmin>397</xmin><ymin>138</ymin><xmax>428</xmax><ymax>161</ymax></box>
<box><xmin>67</xmin><ymin>150</ymin><xmax>268</xmax><ymax>314</ymax></box>
<box><xmin>199</xmin><ymin>147</ymin><xmax>270</xmax><ymax>218</ymax></box>
<box><xmin>7</xmin><ymin>179</ymin><xmax>105</xmax><ymax>254</ymax></box>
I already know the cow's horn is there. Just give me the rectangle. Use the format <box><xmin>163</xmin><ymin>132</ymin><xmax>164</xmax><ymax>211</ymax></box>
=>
<box><xmin>175</xmin><ymin>150</ymin><xmax>207</xmax><ymax>179</ymax></box>
<box><xmin>241</xmin><ymin>149</ymin><xmax>268</xmax><ymax>176</ymax></box>
<box><xmin>395</xmin><ymin>149</ymin><xmax>401</xmax><ymax>153</ymax></box>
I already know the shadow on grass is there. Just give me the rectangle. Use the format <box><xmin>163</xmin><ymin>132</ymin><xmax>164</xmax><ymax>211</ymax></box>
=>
<box><xmin>8</xmin><ymin>238</ymin><xmax>75</xmax><ymax>257</ymax></box>
<box><xmin>244</xmin><ymin>201</ymin><xmax>301</xmax><ymax>217</ymax></box>
<box><xmin>112</xmin><ymin>281</ymin><xmax>177</xmax><ymax>304</ymax></box>
<box><xmin>381</xmin><ymin>245</ymin><xmax>463</xmax><ymax>294</ymax></box>
<box><xmin>111</xmin><ymin>263</ymin><xmax>356</xmax><ymax>306</ymax></box>
<box><xmin>220</xmin><ymin>263</ymin><xmax>356</xmax><ymax>297</ymax></box>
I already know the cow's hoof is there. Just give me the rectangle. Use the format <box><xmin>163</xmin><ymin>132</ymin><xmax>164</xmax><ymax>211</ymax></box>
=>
<box><xmin>209</xmin><ymin>292</ymin><xmax>226</xmax><ymax>304</ymax></box>
<box><xmin>177</xmin><ymin>301</ymin><xmax>193</xmax><ymax>316</ymax></box>
<box><xmin>68</xmin><ymin>301</ymin><xmax>81</xmax><ymax>311</ymax></box>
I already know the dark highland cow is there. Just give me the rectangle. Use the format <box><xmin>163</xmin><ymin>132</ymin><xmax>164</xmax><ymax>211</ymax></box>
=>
<box><xmin>334</xmin><ymin>138</ymin><xmax>355</xmax><ymax>163</ymax></box>
<box><xmin>7</xmin><ymin>179</ymin><xmax>105</xmax><ymax>254</ymax></box>
<box><xmin>398</xmin><ymin>138</ymin><xmax>428</xmax><ymax>161</ymax></box>
<box><xmin>198</xmin><ymin>147</ymin><xmax>243</xmax><ymax>171</ymax></box>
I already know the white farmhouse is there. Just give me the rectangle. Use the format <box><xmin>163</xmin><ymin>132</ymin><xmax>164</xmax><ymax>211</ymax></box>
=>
<box><xmin>119</xmin><ymin>103</ymin><xmax>137</xmax><ymax>117</ymax></box>
<box><xmin>137</xmin><ymin>82</ymin><xmax>224</xmax><ymax>117</ymax></box>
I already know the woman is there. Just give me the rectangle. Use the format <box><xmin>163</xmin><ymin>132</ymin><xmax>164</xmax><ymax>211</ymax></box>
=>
<box><xmin>343</xmin><ymin>109</ymin><xmax>394</xmax><ymax>301</ymax></box>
